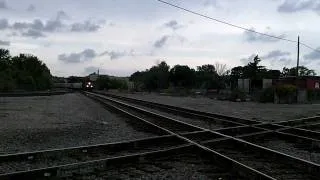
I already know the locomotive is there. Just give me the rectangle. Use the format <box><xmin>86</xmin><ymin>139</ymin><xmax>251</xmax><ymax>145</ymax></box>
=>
<box><xmin>83</xmin><ymin>81</ymin><xmax>94</xmax><ymax>91</ymax></box>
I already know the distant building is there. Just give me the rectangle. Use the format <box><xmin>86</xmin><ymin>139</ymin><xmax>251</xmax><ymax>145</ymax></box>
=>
<box><xmin>274</xmin><ymin>76</ymin><xmax>320</xmax><ymax>90</ymax></box>
<box><xmin>89</xmin><ymin>73</ymin><xmax>98</xmax><ymax>82</ymax></box>
<box><xmin>238</xmin><ymin>79</ymin><xmax>250</xmax><ymax>93</ymax></box>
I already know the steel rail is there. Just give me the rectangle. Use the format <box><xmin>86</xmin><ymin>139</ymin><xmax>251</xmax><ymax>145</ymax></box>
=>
<box><xmin>87</xmin><ymin>92</ymin><xmax>320</xmax><ymax>179</ymax></box>
<box><xmin>0</xmin><ymin>144</ymin><xmax>191</xmax><ymax>180</ymax></box>
<box><xmin>103</xmin><ymin>92</ymin><xmax>258</xmax><ymax>125</ymax></box>
<box><xmin>86</xmin><ymin>92</ymin><xmax>275</xmax><ymax>179</ymax></box>
<box><xmin>293</xmin><ymin>122</ymin><xmax>320</xmax><ymax>131</ymax></box>
<box><xmin>100</xmin><ymin>92</ymin><xmax>320</xmax><ymax>128</ymax></box>
<box><xmin>101</xmin><ymin>92</ymin><xmax>320</xmax><ymax>140</ymax></box>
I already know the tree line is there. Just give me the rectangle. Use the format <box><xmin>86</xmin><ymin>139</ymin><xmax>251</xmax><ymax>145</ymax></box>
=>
<box><xmin>0</xmin><ymin>48</ymin><xmax>52</xmax><ymax>92</ymax></box>
<box><xmin>129</xmin><ymin>61</ymin><xmax>225</xmax><ymax>92</ymax></box>
<box><xmin>62</xmin><ymin>74</ymin><xmax>129</xmax><ymax>90</ymax></box>
<box><xmin>129</xmin><ymin>55</ymin><xmax>316</xmax><ymax>92</ymax></box>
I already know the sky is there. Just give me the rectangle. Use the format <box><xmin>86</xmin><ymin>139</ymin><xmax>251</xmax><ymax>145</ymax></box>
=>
<box><xmin>1</xmin><ymin>0</ymin><xmax>320</xmax><ymax>77</ymax></box>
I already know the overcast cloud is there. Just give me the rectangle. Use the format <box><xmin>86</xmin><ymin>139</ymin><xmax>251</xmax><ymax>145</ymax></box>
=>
<box><xmin>0</xmin><ymin>40</ymin><xmax>10</xmax><ymax>46</ymax></box>
<box><xmin>0</xmin><ymin>1</ymin><xmax>8</xmax><ymax>9</ymax></box>
<box><xmin>154</xmin><ymin>35</ymin><xmax>170</xmax><ymax>48</ymax></box>
<box><xmin>304</xmin><ymin>47</ymin><xmax>320</xmax><ymax>63</ymax></box>
<box><xmin>262</xmin><ymin>50</ymin><xmax>291</xmax><ymax>59</ymax></box>
<box><xmin>277</xmin><ymin>0</ymin><xmax>319</xmax><ymax>13</ymax></box>
<box><xmin>243</xmin><ymin>28</ymin><xmax>286</xmax><ymax>43</ymax></box>
<box><xmin>163</xmin><ymin>20</ymin><xmax>184</xmax><ymax>31</ymax></box>
<box><xmin>58</xmin><ymin>49</ymin><xmax>97</xmax><ymax>63</ymax></box>
<box><xmin>0</xmin><ymin>0</ymin><xmax>320</xmax><ymax>76</ymax></box>
<box><xmin>27</xmin><ymin>4</ymin><xmax>35</xmax><ymax>12</ymax></box>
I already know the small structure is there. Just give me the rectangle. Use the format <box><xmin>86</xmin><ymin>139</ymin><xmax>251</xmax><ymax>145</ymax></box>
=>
<box><xmin>274</xmin><ymin>76</ymin><xmax>320</xmax><ymax>90</ymax></box>
<box><xmin>274</xmin><ymin>76</ymin><xmax>320</xmax><ymax>103</ymax></box>
<box><xmin>89</xmin><ymin>73</ymin><xmax>98</xmax><ymax>82</ymax></box>
<box><xmin>237</xmin><ymin>79</ymin><xmax>250</xmax><ymax>93</ymax></box>
<box><xmin>262</xmin><ymin>79</ymin><xmax>273</xmax><ymax>89</ymax></box>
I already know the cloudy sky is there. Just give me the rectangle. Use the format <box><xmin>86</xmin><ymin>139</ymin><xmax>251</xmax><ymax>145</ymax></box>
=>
<box><xmin>1</xmin><ymin>0</ymin><xmax>320</xmax><ymax>77</ymax></box>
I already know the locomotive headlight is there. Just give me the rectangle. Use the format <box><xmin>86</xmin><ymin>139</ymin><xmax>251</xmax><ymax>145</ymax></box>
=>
<box><xmin>86</xmin><ymin>85</ymin><xmax>89</xmax><ymax>87</ymax></box>
<box><xmin>90</xmin><ymin>85</ymin><xmax>93</xmax><ymax>88</ymax></box>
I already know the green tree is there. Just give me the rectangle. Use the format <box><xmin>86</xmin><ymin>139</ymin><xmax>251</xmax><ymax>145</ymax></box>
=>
<box><xmin>96</xmin><ymin>76</ymin><xmax>110</xmax><ymax>90</ymax></box>
<box><xmin>169</xmin><ymin>65</ymin><xmax>195</xmax><ymax>88</ymax></box>
<box><xmin>129</xmin><ymin>71</ymin><xmax>145</xmax><ymax>90</ymax></box>
<box><xmin>0</xmin><ymin>71</ymin><xmax>15</xmax><ymax>92</ymax></box>
<box><xmin>0</xmin><ymin>49</ymin><xmax>52</xmax><ymax>92</ymax></box>
<box><xmin>0</xmin><ymin>49</ymin><xmax>14</xmax><ymax>91</ymax></box>
<box><xmin>282</xmin><ymin>66</ymin><xmax>316</xmax><ymax>77</ymax></box>
<box><xmin>150</xmin><ymin>61</ymin><xmax>170</xmax><ymax>89</ymax></box>
<box><xmin>196</xmin><ymin>64</ymin><xmax>220</xmax><ymax>89</ymax></box>
<box><xmin>129</xmin><ymin>61</ymin><xmax>170</xmax><ymax>91</ymax></box>
<box><xmin>109</xmin><ymin>78</ymin><xmax>128</xmax><ymax>90</ymax></box>
<box><xmin>229</xmin><ymin>66</ymin><xmax>243</xmax><ymax>89</ymax></box>
<box><xmin>68</xmin><ymin>76</ymin><xmax>83</xmax><ymax>83</ymax></box>
<box><xmin>0</xmin><ymin>49</ymin><xmax>11</xmax><ymax>71</ymax></box>
<box><xmin>11</xmin><ymin>54</ymin><xmax>52</xmax><ymax>90</ymax></box>
<box><xmin>243</xmin><ymin>55</ymin><xmax>267</xmax><ymax>80</ymax></box>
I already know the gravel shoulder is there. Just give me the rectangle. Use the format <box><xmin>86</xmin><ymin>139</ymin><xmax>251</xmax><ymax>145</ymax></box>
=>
<box><xmin>0</xmin><ymin>93</ymin><xmax>155</xmax><ymax>154</ymax></box>
<box><xmin>64</xmin><ymin>152</ymin><xmax>244</xmax><ymax>180</ymax></box>
<box><xmin>110</xmin><ymin>92</ymin><xmax>320</xmax><ymax>122</ymax></box>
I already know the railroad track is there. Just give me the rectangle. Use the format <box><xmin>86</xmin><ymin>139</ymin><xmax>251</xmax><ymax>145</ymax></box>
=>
<box><xmin>1</xmin><ymin>92</ymin><xmax>276</xmax><ymax>180</ymax></box>
<box><xmin>97</xmin><ymin>91</ymin><xmax>320</xmax><ymax>139</ymax></box>
<box><xmin>0</xmin><ymin>90</ymin><xmax>71</xmax><ymax>97</ymax></box>
<box><xmin>84</xmin><ymin>91</ymin><xmax>320</xmax><ymax>179</ymax></box>
<box><xmin>95</xmin><ymin>92</ymin><xmax>320</xmax><ymax>162</ymax></box>
<box><xmin>2</xmin><ymin>91</ymin><xmax>319</xmax><ymax>179</ymax></box>
<box><xmin>0</xmin><ymin>134</ymin><xmax>210</xmax><ymax>179</ymax></box>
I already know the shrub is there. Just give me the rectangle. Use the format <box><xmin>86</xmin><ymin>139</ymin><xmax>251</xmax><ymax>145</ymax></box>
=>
<box><xmin>274</xmin><ymin>84</ymin><xmax>297</xmax><ymax>104</ymax></box>
<box><xmin>259</xmin><ymin>87</ymin><xmax>275</xmax><ymax>103</ymax></box>
<box><xmin>307</xmin><ymin>89</ymin><xmax>320</xmax><ymax>101</ymax></box>
<box><xmin>275</xmin><ymin>84</ymin><xmax>297</xmax><ymax>97</ymax></box>
<box><xmin>0</xmin><ymin>71</ymin><xmax>15</xmax><ymax>92</ymax></box>
<box><xmin>229</xmin><ymin>89</ymin><xmax>245</xmax><ymax>101</ymax></box>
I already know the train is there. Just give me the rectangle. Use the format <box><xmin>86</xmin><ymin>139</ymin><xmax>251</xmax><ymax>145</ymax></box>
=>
<box><xmin>83</xmin><ymin>81</ymin><xmax>94</xmax><ymax>91</ymax></box>
<box><xmin>53</xmin><ymin>81</ymin><xmax>94</xmax><ymax>91</ymax></box>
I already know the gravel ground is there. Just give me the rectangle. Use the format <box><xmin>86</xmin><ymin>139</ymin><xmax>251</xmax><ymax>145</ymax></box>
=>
<box><xmin>259</xmin><ymin>139</ymin><xmax>320</xmax><ymax>164</ymax></box>
<box><xmin>110</xmin><ymin>92</ymin><xmax>320</xmax><ymax>122</ymax></box>
<box><xmin>63</xmin><ymin>152</ymin><xmax>244</xmax><ymax>180</ymax></box>
<box><xmin>0</xmin><ymin>93</ymin><xmax>155</xmax><ymax>154</ymax></box>
<box><xmin>242</xmin><ymin>134</ymin><xmax>320</xmax><ymax>164</ymax></box>
<box><xmin>207</xmin><ymin>140</ymin><xmax>314</xmax><ymax>180</ymax></box>
<box><xmin>116</xmin><ymin>100</ymin><xmax>239</xmax><ymax>131</ymax></box>
<box><xmin>298</xmin><ymin>124</ymin><xmax>320</xmax><ymax>132</ymax></box>
<box><xmin>0</xmin><ymin>136</ymin><xmax>185</xmax><ymax>174</ymax></box>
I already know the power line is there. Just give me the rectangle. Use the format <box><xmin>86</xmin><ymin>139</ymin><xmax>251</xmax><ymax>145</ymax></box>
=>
<box><xmin>300</xmin><ymin>42</ymin><xmax>320</xmax><ymax>54</ymax></box>
<box><xmin>156</xmin><ymin>0</ymin><xmax>320</xmax><ymax>53</ymax></box>
<box><xmin>157</xmin><ymin>0</ymin><xmax>296</xmax><ymax>43</ymax></box>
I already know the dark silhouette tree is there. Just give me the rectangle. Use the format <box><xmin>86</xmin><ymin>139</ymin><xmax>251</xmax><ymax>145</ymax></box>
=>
<box><xmin>0</xmin><ymin>48</ymin><xmax>52</xmax><ymax>92</ymax></box>
<box><xmin>196</xmin><ymin>64</ymin><xmax>220</xmax><ymax>89</ymax></box>
<box><xmin>130</xmin><ymin>61</ymin><xmax>170</xmax><ymax>91</ymax></box>
<box><xmin>282</xmin><ymin>66</ymin><xmax>316</xmax><ymax>77</ymax></box>
<box><xmin>169</xmin><ymin>65</ymin><xmax>195</xmax><ymax>88</ymax></box>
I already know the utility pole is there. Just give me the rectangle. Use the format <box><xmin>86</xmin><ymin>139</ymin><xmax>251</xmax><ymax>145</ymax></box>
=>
<box><xmin>296</xmin><ymin>36</ymin><xmax>300</xmax><ymax>103</ymax></box>
<box><xmin>296</xmin><ymin>36</ymin><xmax>300</xmax><ymax>77</ymax></box>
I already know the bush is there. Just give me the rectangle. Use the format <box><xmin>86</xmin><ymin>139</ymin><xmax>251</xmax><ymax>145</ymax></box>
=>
<box><xmin>0</xmin><ymin>71</ymin><xmax>15</xmax><ymax>92</ymax></box>
<box><xmin>275</xmin><ymin>84</ymin><xmax>297</xmax><ymax>97</ymax></box>
<box><xmin>161</xmin><ymin>87</ymin><xmax>175</xmax><ymax>94</ymax></box>
<box><xmin>20</xmin><ymin>76</ymin><xmax>36</xmax><ymax>91</ymax></box>
<box><xmin>229</xmin><ymin>89</ymin><xmax>245</xmax><ymax>101</ymax></box>
<box><xmin>274</xmin><ymin>84</ymin><xmax>297</xmax><ymax>104</ymax></box>
<box><xmin>160</xmin><ymin>87</ymin><xmax>191</xmax><ymax>96</ymax></box>
<box><xmin>307</xmin><ymin>89</ymin><xmax>320</xmax><ymax>101</ymax></box>
<box><xmin>259</xmin><ymin>87</ymin><xmax>275</xmax><ymax>103</ymax></box>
